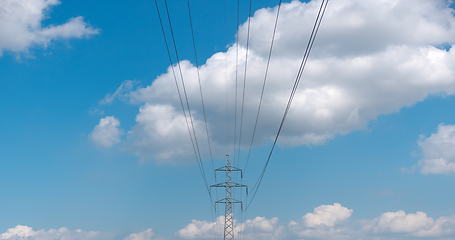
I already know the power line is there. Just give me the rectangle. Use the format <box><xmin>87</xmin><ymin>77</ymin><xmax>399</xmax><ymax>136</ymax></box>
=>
<box><xmin>153</xmin><ymin>0</ymin><xmax>197</xmax><ymax>177</ymax></box>
<box><xmin>186</xmin><ymin>0</ymin><xmax>215</xmax><ymax>174</ymax></box>
<box><xmin>163</xmin><ymin>0</ymin><xmax>207</xmax><ymax>182</ymax></box>
<box><xmin>236</xmin><ymin>4</ymin><xmax>253</xmax><ymax>239</ymax></box>
<box><xmin>163</xmin><ymin>0</ymin><xmax>203</xmax><ymax>165</ymax></box>
<box><xmin>233</xmin><ymin>0</ymin><xmax>240</xmax><ymax>166</ymax></box>
<box><xmin>244</xmin><ymin>0</ymin><xmax>283</xmax><ymax>173</ymax></box>
<box><xmin>153</xmin><ymin>0</ymin><xmax>214</xmax><ymax>209</ymax></box>
<box><xmin>247</xmin><ymin>0</ymin><xmax>329</xmax><ymax>210</ymax></box>
<box><xmin>237</xmin><ymin>0</ymin><xmax>253</xmax><ymax>166</ymax></box>
<box><xmin>185</xmin><ymin>1</ymin><xmax>220</xmax><ymax>226</ymax></box>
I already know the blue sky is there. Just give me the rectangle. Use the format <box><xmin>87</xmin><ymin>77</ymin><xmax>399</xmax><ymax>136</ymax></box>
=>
<box><xmin>2</xmin><ymin>0</ymin><xmax>455</xmax><ymax>239</ymax></box>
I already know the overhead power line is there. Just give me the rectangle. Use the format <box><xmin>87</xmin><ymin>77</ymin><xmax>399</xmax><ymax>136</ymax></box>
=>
<box><xmin>247</xmin><ymin>0</ymin><xmax>329</xmax><ymax>210</ymax></box>
<box><xmin>237</xmin><ymin>0</ymin><xmax>254</xmax><ymax>165</ymax></box>
<box><xmin>244</xmin><ymin>0</ymin><xmax>283</xmax><ymax>173</ymax></box>
<box><xmin>233</xmin><ymin>0</ymin><xmax>241</xmax><ymax>166</ymax></box>
<box><xmin>186</xmin><ymin>0</ymin><xmax>215</xmax><ymax>174</ymax></box>
<box><xmin>153</xmin><ymin>0</ymin><xmax>214</xmax><ymax>209</ymax></box>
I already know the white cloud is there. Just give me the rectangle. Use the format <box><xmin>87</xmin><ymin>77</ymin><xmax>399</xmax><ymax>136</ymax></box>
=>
<box><xmin>8</xmin><ymin>206</ymin><xmax>455</xmax><ymax>240</ymax></box>
<box><xmin>372</xmin><ymin>211</ymin><xmax>434</xmax><ymax>234</ymax></box>
<box><xmin>90</xmin><ymin>116</ymin><xmax>122</xmax><ymax>147</ymax></box>
<box><xmin>418</xmin><ymin>124</ymin><xmax>455</xmax><ymax>174</ymax></box>
<box><xmin>302</xmin><ymin>203</ymin><xmax>353</xmax><ymax>228</ymax></box>
<box><xmin>100</xmin><ymin>80</ymin><xmax>139</xmax><ymax>105</ymax></box>
<box><xmin>369</xmin><ymin>210</ymin><xmax>455</xmax><ymax>238</ymax></box>
<box><xmin>126</xmin><ymin>104</ymin><xmax>206</xmax><ymax>162</ymax></box>
<box><xmin>238</xmin><ymin>217</ymin><xmax>284</xmax><ymax>240</ymax></box>
<box><xmin>242</xmin><ymin>0</ymin><xmax>455</xmax><ymax>59</ymax></box>
<box><xmin>288</xmin><ymin>203</ymin><xmax>353</xmax><ymax>240</ymax></box>
<box><xmin>176</xmin><ymin>203</ymin><xmax>353</xmax><ymax>240</ymax></box>
<box><xmin>177</xmin><ymin>204</ymin><xmax>455</xmax><ymax>240</ymax></box>
<box><xmin>0</xmin><ymin>0</ymin><xmax>98</xmax><ymax>56</ymax></box>
<box><xmin>0</xmin><ymin>226</ymin><xmax>164</xmax><ymax>240</ymax></box>
<box><xmin>0</xmin><ymin>226</ymin><xmax>35</xmax><ymax>239</ymax></box>
<box><xmin>111</xmin><ymin>0</ymin><xmax>455</xmax><ymax>163</ymax></box>
<box><xmin>0</xmin><ymin>225</ymin><xmax>104</xmax><ymax>240</ymax></box>
<box><xmin>124</xmin><ymin>228</ymin><xmax>156</xmax><ymax>240</ymax></box>
<box><xmin>176</xmin><ymin>204</ymin><xmax>351</xmax><ymax>240</ymax></box>
<box><xmin>176</xmin><ymin>216</ymin><xmax>222</xmax><ymax>239</ymax></box>
<box><xmin>176</xmin><ymin>216</ymin><xmax>283</xmax><ymax>240</ymax></box>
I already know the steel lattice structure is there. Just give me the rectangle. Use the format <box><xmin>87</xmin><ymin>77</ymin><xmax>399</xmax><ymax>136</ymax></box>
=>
<box><xmin>211</xmin><ymin>155</ymin><xmax>247</xmax><ymax>240</ymax></box>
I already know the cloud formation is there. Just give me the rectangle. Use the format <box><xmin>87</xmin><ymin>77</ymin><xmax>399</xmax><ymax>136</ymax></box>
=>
<box><xmin>302</xmin><ymin>203</ymin><xmax>353</xmax><ymax>227</ymax></box>
<box><xmin>90</xmin><ymin>116</ymin><xmax>122</xmax><ymax>147</ymax></box>
<box><xmin>0</xmin><ymin>226</ymin><xmax>162</xmax><ymax>240</ymax></box>
<box><xmin>177</xmin><ymin>203</ymin><xmax>455</xmax><ymax>240</ymax></box>
<box><xmin>100</xmin><ymin>0</ymin><xmax>455</xmax><ymax>162</ymax></box>
<box><xmin>288</xmin><ymin>203</ymin><xmax>354</xmax><ymax>239</ymax></box>
<box><xmin>238</xmin><ymin>216</ymin><xmax>284</xmax><ymax>240</ymax></box>
<box><xmin>418</xmin><ymin>124</ymin><xmax>455</xmax><ymax>174</ymax></box>
<box><xmin>176</xmin><ymin>215</ymin><xmax>283</xmax><ymax>240</ymax></box>
<box><xmin>124</xmin><ymin>228</ymin><xmax>156</xmax><ymax>240</ymax></box>
<box><xmin>368</xmin><ymin>210</ymin><xmax>455</xmax><ymax>238</ymax></box>
<box><xmin>100</xmin><ymin>80</ymin><xmax>139</xmax><ymax>105</ymax></box>
<box><xmin>3</xmin><ymin>205</ymin><xmax>455</xmax><ymax>240</ymax></box>
<box><xmin>0</xmin><ymin>225</ymin><xmax>104</xmax><ymax>240</ymax></box>
<box><xmin>126</xmin><ymin>104</ymin><xmax>200</xmax><ymax>162</ymax></box>
<box><xmin>0</xmin><ymin>0</ymin><xmax>98</xmax><ymax>56</ymax></box>
<box><xmin>176</xmin><ymin>217</ymin><xmax>221</xmax><ymax>239</ymax></box>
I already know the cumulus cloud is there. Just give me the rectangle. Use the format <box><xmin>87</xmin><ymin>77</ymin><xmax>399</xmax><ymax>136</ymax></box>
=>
<box><xmin>90</xmin><ymin>116</ymin><xmax>122</xmax><ymax>147</ymax></box>
<box><xmin>177</xmin><ymin>216</ymin><xmax>283</xmax><ymax>240</ymax></box>
<box><xmin>176</xmin><ymin>204</ymin><xmax>352</xmax><ymax>240</ymax></box>
<box><xmin>0</xmin><ymin>0</ymin><xmax>98</xmax><ymax>56</ymax></box>
<box><xmin>0</xmin><ymin>225</ymin><xmax>104</xmax><ymax>240</ymax></box>
<box><xmin>126</xmin><ymin>104</ymin><xmax>205</xmax><ymax>162</ymax></box>
<box><xmin>237</xmin><ymin>217</ymin><xmax>284</xmax><ymax>240</ymax></box>
<box><xmin>368</xmin><ymin>210</ymin><xmax>455</xmax><ymax>238</ymax></box>
<box><xmin>176</xmin><ymin>203</ymin><xmax>353</xmax><ymax>240</ymax></box>
<box><xmin>7</xmin><ymin>206</ymin><xmax>455</xmax><ymax>240</ymax></box>
<box><xmin>0</xmin><ymin>226</ymin><xmax>35</xmax><ymax>239</ymax></box>
<box><xmin>124</xmin><ymin>228</ymin><xmax>156</xmax><ymax>240</ymax></box>
<box><xmin>302</xmin><ymin>203</ymin><xmax>353</xmax><ymax>227</ymax></box>
<box><xmin>374</xmin><ymin>211</ymin><xmax>434</xmax><ymax>234</ymax></box>
<box><xmin>107</xmin><ymin>0</ymin><xmax>455</xmax><ymax>162</ymax></box>
<box><xmin>176</xmin><ymin>216</ymin><xmax>222</xmax><ymax>239</ymax></box>
<box><xmin>288</xmin><ymin>203</ymin><xmax>353</xmax><ymax>239</ymax></box>
<box><xmin>417</xmin><ymin>124</ymin><xmax>455</xmax><ymax>174</ymax></box>
<box><xmin>177</xmin><ymin>204</ymin><xmax>455</xmax><ymax>240</ymax></box>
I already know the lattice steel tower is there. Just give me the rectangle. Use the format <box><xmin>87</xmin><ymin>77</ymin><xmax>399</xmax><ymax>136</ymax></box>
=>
<box><xmin>211</xmin><ymin>155</ymin><xmax>248</xmax><ymax>240</ymax></box>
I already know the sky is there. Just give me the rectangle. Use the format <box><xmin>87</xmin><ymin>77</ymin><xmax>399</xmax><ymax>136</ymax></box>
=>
<box><xmin>1</xmin><ymin>0</ymin><xmax>455</xmax><ymax>239</ymax></box>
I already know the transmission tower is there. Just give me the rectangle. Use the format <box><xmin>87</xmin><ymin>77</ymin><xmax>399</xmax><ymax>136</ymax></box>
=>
<box><xmin>211</xmin><ymin>155</ymin><xmax>248</xmax><ymax>240</ymax></box>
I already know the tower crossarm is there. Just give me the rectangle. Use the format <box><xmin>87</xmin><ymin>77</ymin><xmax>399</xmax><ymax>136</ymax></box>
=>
<box><xmin>210</xmin><ymin>182</ymin><xmax>247</xmax><ymax>188</ymax></box>
<box><xmin>215</xmin><ymin>166</ymin><xmax>242</xmax><ymax>172</ymax></box>
<box><xmin>215</xmin><ymin>198</ymin><xmax>243</xmax><ymax>204</ymax></box>
<box><xmin>215</xmin><ymin>166</ymin><xmax>243</xmax><ymax>178</ymax></box>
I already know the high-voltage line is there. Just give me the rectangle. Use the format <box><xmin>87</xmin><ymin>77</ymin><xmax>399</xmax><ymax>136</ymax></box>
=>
<box><xmin>247</xmin><ymin>0</ymin><xmax>329</xmax><ymax>210</ymax></box>
<box><xmin>244</xmin><ymin>0</ymin><xmax>283</xmax><ymax>172</ymax></box>
<box><xmin>237</xmin><ymin>0</ymin><xmax>253</xmax><ymax>164</ymax></box>
<box><xmin>163</xmin><ymin>0</ymin><xmax>203</xmax><ymax>166</ymax></box>
<box><xmin>154</xmin><ymin>0</ymin><xmax>329</xmax><ymax>238</ymax></box>
<box><xmin>186</xmin><ymin>0</ymin><xmax>215</xmax><ymax>173</ymax></box>
<box><xmin>153</xmin><ymin>0</ymin><xmax>214</xmax><ymax>209</ymax></box>
<box><xmin>233</xmin><ymin>0</ymin><xmax>240</xmax><ymax>166</ymax></box>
